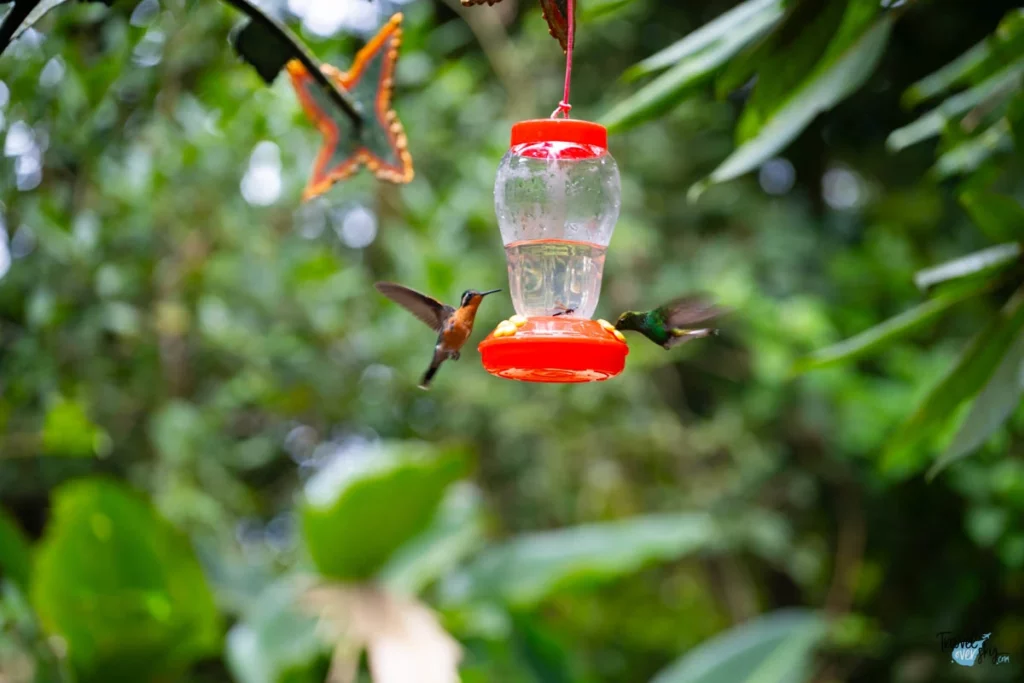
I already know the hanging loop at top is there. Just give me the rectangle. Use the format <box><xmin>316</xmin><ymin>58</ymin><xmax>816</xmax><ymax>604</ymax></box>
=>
<box><xmin>550</xmin><ymin>0</ymin><xmax>576</xmax><ymax>119</ymax></box>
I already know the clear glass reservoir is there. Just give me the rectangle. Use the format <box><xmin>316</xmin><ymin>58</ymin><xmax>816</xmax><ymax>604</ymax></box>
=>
<box><xmin>494</xmin><ymin>120</ymin><xmax>621</xmax><ymax>320</ymax></box>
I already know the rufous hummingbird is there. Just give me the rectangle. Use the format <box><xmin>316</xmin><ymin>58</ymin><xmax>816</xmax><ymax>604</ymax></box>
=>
<box><xmin>375</xmin><ymin>282</ymin><xmax>502</xmax><ymax>389</ymax></box>
<box><xmin>614</xmin><ymin>294</ymin><xmax>726</xmax><ymax>349</ymax></box>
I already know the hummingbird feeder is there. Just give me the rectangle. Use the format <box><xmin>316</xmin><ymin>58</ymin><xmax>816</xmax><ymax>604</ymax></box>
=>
<box><xmin>478</xmin><ymin>0</ymin><xmax>628</xmax><ymax>383</ymax></box>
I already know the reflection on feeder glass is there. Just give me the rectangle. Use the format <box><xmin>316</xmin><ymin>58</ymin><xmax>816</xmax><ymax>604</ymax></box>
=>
<box><xmin>505</xmin><ymin>239</ymin><xmax>605</xmax><ymax>319</ymax></box>
<box><xmin>495</xmin><ymin>140</ymin><xmax>620</xmax><ymax>319</ymax></box>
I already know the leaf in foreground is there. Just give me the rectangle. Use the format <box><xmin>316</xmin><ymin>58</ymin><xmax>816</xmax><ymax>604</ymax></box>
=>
<box><xmin>649</xmin><ymin>609</ymin><xmax>826</xmax><ymax>683</ymax></box>
<box><xmin>32</xmin><ymin>478</ymin><xmax>220</xmax><ymax>682</ymax></box>
<box><xmin>794</xmin><ymin>278</ymin><xmax>990</xmax><ymax>373</ymax></box>
<box><xmin>603</xmin><ymin>6</ymin><xmax>780</xmax><ymax>133</ymax></box>
<box><xmin>300</xmin><ymin>441</ymin><xmax>465</xmax><ymax>581</ymax></box>
<box><xmin>884</xmin><ymin>286</ymin><xmax>1024</xmax><ymax>473</ymax></box>
<box><xmin>913</xmin><ymin>242</ymin><xmax>1021</xmax><ymax>291</ymax></box>
<box><xmin>441</xmin><ymin>512</ymin><xmax>719</xmax><ymax>608</ymax></box>
<box><xmin>0</xmin><ymin>507</ymin><xmax>31</xmax><ymax>592</ymax></box>
<box><xmin>960</xmin><ymin>190</ymin><xmax>1024</xmax><ymax>243</ymax></box>
<box><xmin>928</xmin><ymin>331</ymin><xmax>1024</xmax><ymax>479</ymax></box>
<box><xmin>623</xmin><ymin>0</ymin><xmax>783</xmax><ymax>80</ymax></box>
<box><xmin>226</xmin><ymin>577</ymin><xmax>329</xmax><ymax>683</ymax></box>
<box><xmin>689</xmin><ymin>16</ymin><xmax>892</xmax><ymax>200</ymax></box>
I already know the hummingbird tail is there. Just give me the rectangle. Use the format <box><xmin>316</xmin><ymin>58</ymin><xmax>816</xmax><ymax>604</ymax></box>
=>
<box><xmin>664</xmin><ymin>328</ymin><xmax>717</xmax><ymax>349</ymax></box>
<box><xmin>419</xmin><ymin>359</ymin><xmax>442</xmax><ymax>390</ymax></box>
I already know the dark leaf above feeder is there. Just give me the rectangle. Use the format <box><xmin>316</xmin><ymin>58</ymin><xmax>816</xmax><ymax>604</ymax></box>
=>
<box><xmin>461</xmin><ymin>0</ymin><xmax>575</xmax><ymax>53</ymax></box>
<box><xmin>286</xmin><ymin>13</ymin><xmax>414</xmax><ymax>199</ymax></box>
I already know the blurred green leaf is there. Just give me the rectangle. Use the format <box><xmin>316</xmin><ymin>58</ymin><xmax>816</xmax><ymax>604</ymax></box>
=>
<box><xmin>900</xmin><ymin>9</ymin><xmax>1024</xmax><ymax>108</ymax></box>
<box><xmin>442</xmin><ymin>513</ymin><xmax>719</xmax><ymax>608</ymax></box>
<box><xmin>1008</xmin><ymin>89</ymin><xmax>1024</xmax><ymax>154</ymax></box>
<box><xmin>885</xmin><ymin>286</ymin><xmax>1024</xmax><ymax>471</ymax></box>
<box><xmin>624</xmin><ymin>0</ymin><xmax>783</xmax><ymax>80</ymax></box>
<box><xmin>604</xmin><ymin>2</ymin><xmax>780</xmax><ymax>133</ymax></box>
<box><xmin>300</xmin><ymin>441</ymin><xmax>466</xmax><ymax>581</ymax></box>
<box><xmin>578</xmin><ymin>0</ymin><xmax>639</xmax><ymax>22</ymax></box>
<box><xmin>511</xmin><ymin>612</ymin><xmax>585</xmax><ymax>683</ymax></box>
<box><xmin>902</xmin><ymin>39</ymin><xmax>991</xmax><ymax>108</ymax></box>
<box><xmin>1</xmin><ymin>0</ymin><xmax>67</xmax><ymax>49</ymax></box>
<box><xmin>379</xmin><ymin>482</ymin><xmax>487</xmax><ymax>596</ymax></box>
<box><xmin>733</xmin><ymin>0</ymin><xmax>859</xmax><ymax>145</ymax></box>
<box><xmin>913</xmin><ymin>243</ymin><xmax>1021</xmax><ymax>291</ymax></box>
<box><xmin>929</xmin><ymin>332</ymin><xmax>1024</xmax><ymax>478</ymax></box>
<box><xmin>649</xmin><ymin>609</ymin><xmax>826</xmax><ymax>683</ymax></box>
<box><xmin>226</xmin><ymin>578</ymin><xmax>329</xmax><ymax>683</ymax></box>
<box><xmin>933</xmin><ymin>119</ymin><xmax>1014</xmax><ymax>178</ymax></box>
<box><xmin>32</xmin><ymin>478</ymin><xmax>220</xmax><ymax>682</ymax></box>
<box><xmin>887</xmin><ymin>60</ymin><xmax>1024</xmax><ymax>152</ymax></box>
<box><xmin>960</xmin><ymin>190</ymin><xmax>1024</xmax><ymax>242</ymax></box>
<box><xmin>41</xmin><ymin>397</ymin><xmax>107</xmax><ymax>458</ymax></box>
<box><xmin>0</xmin><ymin>508</ymin><xmax>31</xmax><ymax>592</ymax></box>
<box><xmin>690</xmin><ymin>14</ymin><xmax>892</xmax><ymax>199</ymax></box>
<box><xmin>794</xmin><ymin>278</ymin><xmax>991</xmax><ymax>373</ymax></box>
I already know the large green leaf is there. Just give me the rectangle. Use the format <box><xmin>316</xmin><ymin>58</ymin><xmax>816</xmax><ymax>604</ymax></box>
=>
<box><xmin>887</xmin><ymin>59</ymin><xmax>1024</xmax><ymax>152</ymax></box>
<box><xmin>913</xmin><ymin>243</ymin><xmax>1021</xmax><ymax>291</ymax></box>
<box><xmin>793</xmin><ymin>278</ymin><xmax>991</xmax><ymax>373</ymax></box>
<box><xmin>902</xmin><ymin>39</ymin><xmax>991</xmax><ymax>109</ymax></box>
<box><xmin>624</xmin><ymin>0</ymin><xmax>783</xmax><ymax>80</ymax></box>
<box><xmin>884</xmin><ymin>286</ymin><xmax>1024</xmax><ymax>472</ymax></box>
<box><xmin>226</xmin><ymin>578</ymin><xmax>329</xmax><ymax>683</ymax></box>
<box><xmin>299</xmin><ymin>441</ymin><xmax>466</xmax><ymax>581</ymax></box>
<box><xmin>31</xmin><ymin>478</ymin><xmax>220</xmax><ymax>682</ymax></box>
<box><xmin>733</xmin><ymin>0</ymin><xmax>859</xmax><ymax>145</ymax></box>
<box><xmin>649</xmin><ymin>609</ymin><xmax>826</xmax><ymax>683</ymax></box>
<box><xmin>933</xmin><ymin>119</ymin><xmax>1014</xmax><ymax>178</ymax></box>
<box><xmin>899</xmin><ymin>9</ymin><xmax>1024</xmax><ymax>108</ymax></box>
<box><xmin>960</xmin><ymin>190</ymin><xmax>1024</xmax><ymax>242</ymax></box>
<box><xmin>379</xmin><ymin>482</ymin><xmax>487</xmax><ymax>596</ymax></box>
<box><xmin>0</xmin><ymin>507</ymin><xmax>31</xmax><ymax>592</ymax></box>
<box><xmin>690</xmin><ymin>13</ymin><xmax>892</xmax><ymax>199</ymax></box>
<box><xmin>441</xmin><ymin>513</ymin><xmax>719</xmax><ymax>608</ymax></box>
<box><xmin>603</xmin><ymin>9</ymin><xmax>779</xmax><ymax>133</ymax></box>
<box><xmin>928</xmin><ymin>331</ymin><xmax>1024</xmax><ymax>478</ymax></box>
<box><xmin>41</xmin><ymin>397</ymin><xmax>107</xmax><ymax>458</ymax></box>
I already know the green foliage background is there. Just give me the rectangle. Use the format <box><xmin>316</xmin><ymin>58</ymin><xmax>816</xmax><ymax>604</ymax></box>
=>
<box><xmin>1</xmin><ymin>0</ymin><xmax>1023</xmax><ymax>682</ymax></box>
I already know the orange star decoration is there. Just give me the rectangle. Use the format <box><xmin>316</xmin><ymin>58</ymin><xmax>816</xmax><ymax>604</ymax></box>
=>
<box><xmin>287</xmin><ymin>13</ymin><xmax>414</xmax><ymax>201</ymax></box>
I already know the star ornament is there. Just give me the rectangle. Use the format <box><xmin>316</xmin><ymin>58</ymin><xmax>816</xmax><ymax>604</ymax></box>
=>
<box><xmin>287</xmin><ymin>13</ymin><xmax>413</xmax><ymax>201</ymax></box>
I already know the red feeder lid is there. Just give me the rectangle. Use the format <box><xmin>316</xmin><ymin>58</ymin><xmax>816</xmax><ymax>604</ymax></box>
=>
<box><xmin>510</xmin><ymin>119</ymin><xmax>608</xmax><ymax>150</ymax></box>
<box><xmin>479</xmin><ymin>317</ymin><xmax>628</xmax><ymax>383</ymax></box>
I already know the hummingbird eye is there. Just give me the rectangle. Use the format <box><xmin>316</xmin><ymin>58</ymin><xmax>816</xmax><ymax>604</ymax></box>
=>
<box><xmin>460</xmin><ymin>291</ymin><xmax>472</xmax><ymax>307</ymax></box>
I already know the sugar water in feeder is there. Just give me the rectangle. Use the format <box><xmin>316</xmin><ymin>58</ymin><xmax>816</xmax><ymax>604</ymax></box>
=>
<box><xmin>479</xmin><ymin>119</ymin><xmax>629</xmax><ymax>383</ymax></box>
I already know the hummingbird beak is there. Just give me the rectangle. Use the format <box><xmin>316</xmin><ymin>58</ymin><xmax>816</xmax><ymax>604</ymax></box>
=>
<box><xmin>479</xmin><ymin>289</ymin><xmax>502</xmax><ymax>297</ymax></box>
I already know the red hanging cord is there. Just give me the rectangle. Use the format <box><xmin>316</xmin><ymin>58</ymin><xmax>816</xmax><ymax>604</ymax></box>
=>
<box><xmin>551</xmin><ymin>0</ymin><xmax>575</xmax><ymax>118</ymax></box>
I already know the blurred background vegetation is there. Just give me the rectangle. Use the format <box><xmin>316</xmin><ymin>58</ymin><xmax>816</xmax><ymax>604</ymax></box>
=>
<box><xmin>1</xmin><ymin>0</ymin><xmax>1023</xmax><ymax>682</ymax></box>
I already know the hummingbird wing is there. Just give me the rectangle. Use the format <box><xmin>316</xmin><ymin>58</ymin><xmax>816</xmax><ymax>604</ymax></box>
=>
<box><xmin>659</xmin><ymin>294</ymin><xmax>728</xmax><ymax>328</ymax></box>
<box><xmin>375</xmin><ymin>282</ymin><xmax>454</xmax><ymax>332</ymax></box>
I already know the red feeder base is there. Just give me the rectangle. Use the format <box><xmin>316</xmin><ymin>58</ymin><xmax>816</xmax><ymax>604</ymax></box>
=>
<box><xmin>479</xmin><ymin>317</ymin><xmax>628</xmax><ymax>383</ymax></box>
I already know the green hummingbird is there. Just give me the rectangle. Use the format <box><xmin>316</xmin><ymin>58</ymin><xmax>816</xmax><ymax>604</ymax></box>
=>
<box><xmin>614</xmin><ymin>294</ymin><xmax>726</xmax><ymax>349</ymax></box>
